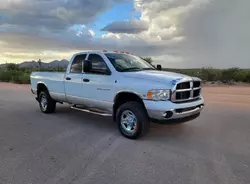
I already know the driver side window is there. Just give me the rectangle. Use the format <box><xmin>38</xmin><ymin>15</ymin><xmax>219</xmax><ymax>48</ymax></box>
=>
<box><xmin>85</xmin><ymin>54</ymin><xmax>111</xmax><ymax>75</ymax></box>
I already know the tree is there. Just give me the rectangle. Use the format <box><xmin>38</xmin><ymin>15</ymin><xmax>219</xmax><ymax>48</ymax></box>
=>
<box><xmin>38</xmin><ymin>59</ymin><xmax>42</xmax><ymax>70</ymax></box>
<box><xmin>141</xmin><ymin>57</ymin><xmax>153</xmax><ymax>64</ymax></box>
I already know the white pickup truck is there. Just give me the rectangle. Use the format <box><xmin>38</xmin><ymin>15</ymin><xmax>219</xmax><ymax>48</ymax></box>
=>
<box><xmin>30</xmin><ymin>51</ymin><xmax>204</xmax><ymax>139</ymax></box>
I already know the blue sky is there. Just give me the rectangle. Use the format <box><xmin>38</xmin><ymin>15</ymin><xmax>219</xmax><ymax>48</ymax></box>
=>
<box><xmin>90</xmin><ymin>1</ymin><xmax>140</xmax><ymax>37</ymax></box>
<box><xmin>68</xmin><ymin>1</ymin><xmax>139</xmax><ymax>37</ymax></box>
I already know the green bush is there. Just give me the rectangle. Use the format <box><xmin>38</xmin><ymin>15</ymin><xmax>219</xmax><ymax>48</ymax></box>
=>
<box><xmin>164</xmin><ymin>67</ymin><xmax>250</xmax><ymax>83</ymax></box>
<box><xmin>6</xmin><ymin>63</ymin><xmax>19</xmax><ymax>71</ymax></box>
<box><xmin>233</xmin><ymin>70</ymin><xmax>250</xmax><ymax>82</ymax></box>
<box><xmin>17</xmin><ymin>73</ymin><xmax>30</xmax><ymax>84</ymax></box>
<box><xmin>0</xmin><ymin>69</ymin><xmax>31</xmax><ymax>84</ymax></box>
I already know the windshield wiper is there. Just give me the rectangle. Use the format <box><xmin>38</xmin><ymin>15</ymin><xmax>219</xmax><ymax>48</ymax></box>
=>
<box><xmin>141</xmin><ymin>68</ymin><xmax>156</xmax><ymax>71</ymax></box>
<box><xmin>121</xmin><ymin>67</ymin><xmax>142</xmax><ymax>72</ymax></box>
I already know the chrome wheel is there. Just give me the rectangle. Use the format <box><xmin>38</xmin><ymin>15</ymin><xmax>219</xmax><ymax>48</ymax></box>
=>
<box><xmin>40</xmin><ymin>95</ymin><xmax>47</xmax><ymax>111</ymax></box>
<box><xmin>120</xmin><ymin>110</ymin><xmax>137</xmax><ymax>134</ymax></box>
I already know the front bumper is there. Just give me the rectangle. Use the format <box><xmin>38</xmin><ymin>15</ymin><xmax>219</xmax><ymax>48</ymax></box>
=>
<box><xmin>143</xmin><ymin>97</ymin><xmax>204</xmax><ymax>121</ymax></box>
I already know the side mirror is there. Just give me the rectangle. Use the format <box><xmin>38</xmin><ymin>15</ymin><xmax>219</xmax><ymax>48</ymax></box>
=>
<box><xmin>156</xmin><ymin>64</ymin><xmax>162</xmax><ymax>71</ymax></box>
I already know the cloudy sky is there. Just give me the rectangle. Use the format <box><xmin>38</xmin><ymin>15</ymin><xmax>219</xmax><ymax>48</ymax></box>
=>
<box><xmin>0</xmin><ymin>0</ymin><xmax>249</xmax><ymax>68</ymax></box>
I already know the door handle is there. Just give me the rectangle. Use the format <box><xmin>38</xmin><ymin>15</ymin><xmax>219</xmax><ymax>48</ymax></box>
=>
<box><xmin>65</xmin><ymin>77</ymin><xmax>71</xmax><ymax>80</ymax></box>
<box><xmin>83</xmin><ymin>78</ymin><xmax>90</xmax><ymax>82</ymax></box>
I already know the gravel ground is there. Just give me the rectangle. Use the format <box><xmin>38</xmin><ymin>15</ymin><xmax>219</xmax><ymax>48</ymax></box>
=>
<box><xmin>0</xmin><ymin>83</ymin><xmax>250</xmax><ymax>184</ymax></box>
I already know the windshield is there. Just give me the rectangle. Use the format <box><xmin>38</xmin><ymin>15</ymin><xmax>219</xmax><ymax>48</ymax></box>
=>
<box><xmin>105</xmin><ymin>53</ymin><xmax>155</xmax><ymax>72</ymax></box>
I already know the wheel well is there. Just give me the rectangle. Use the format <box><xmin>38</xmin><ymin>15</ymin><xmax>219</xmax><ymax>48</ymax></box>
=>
<box><xmin>37</xmin><ymin>83</ymin><xmax>48</xmax><ymax>97</ymax></box>
<box><xmin>113</xmin><ymin>92</ymin><xmax>147</xmax><ymax>121</ymax></box>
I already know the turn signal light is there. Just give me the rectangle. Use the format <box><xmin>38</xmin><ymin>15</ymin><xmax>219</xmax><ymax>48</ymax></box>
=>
<box><xmin>147</xmin><ymin>91</ymin><xmax>153</xmax><ymax>99</ymax></box>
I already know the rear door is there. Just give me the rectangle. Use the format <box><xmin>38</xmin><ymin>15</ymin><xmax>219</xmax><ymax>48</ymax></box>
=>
<box><xmin>64</xmin><ymin>54</ymin><xmax>86</xmax><ymax>104</ymax></box>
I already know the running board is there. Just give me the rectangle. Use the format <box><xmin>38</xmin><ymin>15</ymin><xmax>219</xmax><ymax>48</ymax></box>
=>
<box><xmin>70</xmin><ymin>106</ymin><xmax>112</xmax><ymax>117</ymax></box>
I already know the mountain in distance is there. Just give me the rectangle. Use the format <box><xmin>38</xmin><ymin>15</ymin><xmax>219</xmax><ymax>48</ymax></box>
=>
<box><xmin>0</xmin><ymin>59</ymin><xmax>69</xmax><ymax>69</ymax></box>
<box><xmin>19</xmin><ymin>60</ymin><xmax>39</xmax><ymax>68</ymax></box>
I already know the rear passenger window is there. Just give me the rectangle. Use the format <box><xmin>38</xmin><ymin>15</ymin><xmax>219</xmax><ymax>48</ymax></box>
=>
<box><xmin>70</xmin><ymin>54</ymin><xmax>86</xmax><ymax>73</ymax></box>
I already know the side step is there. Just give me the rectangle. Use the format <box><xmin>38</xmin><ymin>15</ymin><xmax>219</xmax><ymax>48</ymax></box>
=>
<box><xmin>71</xmin><ymin>106</ymin><xmax>112</xmax><ymax>117</ymax></box>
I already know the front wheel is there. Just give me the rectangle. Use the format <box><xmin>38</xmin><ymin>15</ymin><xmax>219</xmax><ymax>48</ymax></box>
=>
<box><xmin>38</xmin><ymin>91</ymin><xmax>56</xmax><ymax>113</ymax></box>
<box><xmin>116</xmin><ymin>102</ymin><xmax>150</xmax><ymax>139</ymax></box>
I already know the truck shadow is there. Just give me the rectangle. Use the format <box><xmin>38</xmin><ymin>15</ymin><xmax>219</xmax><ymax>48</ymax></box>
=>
<box><xmin>146</xmin><ymin>115</ymin><xmax>204</xmax><ymax>141</ymax></box>
<box><xmin>54</xmin><ymin>105</ymin><xmax>201</xmax><ymax>140</ymax></box>
<box><xmin>54</xmin><ymin>105</ymin><xmax>117</xmax><ymax>132</ymax></box>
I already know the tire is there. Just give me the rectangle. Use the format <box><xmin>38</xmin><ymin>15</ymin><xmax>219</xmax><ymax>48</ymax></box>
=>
<box><xmin>116</xmin><ymin>101</ymin><xmax>150</xmax><ymax>139</ymax></box>
<box><xmin>38</xmin><ymin>91</ymin><xmax>56</xmax><ymax>113</ymax></box>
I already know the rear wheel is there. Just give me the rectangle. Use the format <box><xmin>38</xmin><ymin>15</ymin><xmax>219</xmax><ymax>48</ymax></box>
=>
<box><xmin>38</xmin><ymin>91</ymin><xmax>56</xmax><ymax>113</ymax></box>
<box><xmin>116</xmin><ymin>101</ymin><xmax>150</xmax><ymax>139</ymax></box>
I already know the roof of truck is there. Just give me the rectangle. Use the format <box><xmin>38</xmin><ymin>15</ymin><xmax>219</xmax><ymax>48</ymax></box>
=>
<box><xmin>74</xmin><ymin>50</ymin><xmax>134</xmax><ymax>55</ymax></box>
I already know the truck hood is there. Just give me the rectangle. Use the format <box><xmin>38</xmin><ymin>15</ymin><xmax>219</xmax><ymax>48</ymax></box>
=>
<box><xmin>122</xmin><ymin>70</ymin><xmax>194</xmax><ymax>84</ymax></box>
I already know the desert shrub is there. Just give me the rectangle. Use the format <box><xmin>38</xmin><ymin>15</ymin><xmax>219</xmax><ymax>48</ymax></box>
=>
<box><xmin>220</xmin><ymin>68</ymin><xmax>237</xmax><ymax>82</ymax></box>
<box><xmin>199</xmin><ymin>68</ymin><xmax>218</xmax><ymax>81</ymax></box>
<box><xmin>232</xmin><ymin>69</ymin><xmax>247</xmax><ymax>82</ymax></box>
<box><xmin>0</xmin><ymin>70</ymin><xmax>12</xmax><ymax>82</ymax></box>
<box><xmin>242</xmin><ymin>70</ymin><xmax>250</xmax><ymax>83</ymax></box>
<box><xmin>163</xmin><ymin>67</ymin><xmax>250</xmax><ymax>83</ymax></box>
<box><xmin>11</xmin><ymin>72</ymin><xmax>30</xmax><ymax>84</ymax></box>
<box><xmin>6</xmin><ymin>63</ymin><xmax>19</xmax><ymax>71</ymax></box>
<box><xmin>0</xmin><ymin>70</ymin><xmax>30</xmax><ymax>84</ymax></box>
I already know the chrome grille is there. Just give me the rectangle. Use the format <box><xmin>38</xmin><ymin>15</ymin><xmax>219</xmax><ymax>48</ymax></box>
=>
<box><xmin>171</xmin><ymin>80</ymin><xmax>201</xmax><ymax>103</ymax></box>
<box><xmin>177</xmin><ymin>82</ymin><xmax>190</xmax><ymax>89</ymax></box>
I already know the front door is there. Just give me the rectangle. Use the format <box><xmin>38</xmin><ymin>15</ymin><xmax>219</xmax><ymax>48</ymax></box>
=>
<box><xmin>64</xmin><ymin>54</ymin><xmax>86</xmax><ymax>104</ymax></box>
<box><xmin>82</xmin><ymin>53</ymin><xmax>115</xmax><ymax>112</ymax></box>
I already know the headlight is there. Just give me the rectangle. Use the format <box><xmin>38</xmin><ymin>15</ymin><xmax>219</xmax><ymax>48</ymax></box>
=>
<box><xmin>147</xmin><ymin>89</ymin><xmax>171</xmax><ymax>101</ymax></box>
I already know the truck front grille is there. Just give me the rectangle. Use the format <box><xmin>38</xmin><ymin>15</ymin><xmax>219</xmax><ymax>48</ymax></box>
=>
<box><xmin>193</xmin><ymin>89</ymin><xmax>201</xmax><ymax>97</ymax></box>
<box><xmin>176</xmin><ymin>82</ymin><xmax>190</xmax><ymax>89</ymax></box>
<box><xmin>176</xmin><ymin>91</ymin><xmax>190</xmax><ymax>100</ymax></box>
<box><xmin>193</xmin><ymin>81</ymin><xmax>201</xmax><ymax>88</ymax></box>
<box><xmin>172</xmin><ymin>80</ymin><xmax>201</xmax><ymax>103</ymax></box>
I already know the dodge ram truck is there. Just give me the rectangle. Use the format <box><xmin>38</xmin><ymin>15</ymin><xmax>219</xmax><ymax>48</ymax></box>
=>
<box><xmin>30</xmin><ymin>51</ymin><xmax>204</xmax><ymax>139</ymax></box>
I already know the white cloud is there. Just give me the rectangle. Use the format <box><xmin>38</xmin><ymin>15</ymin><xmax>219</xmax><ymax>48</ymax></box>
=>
<box><xmin>0</xmin><ymin>0</ymin><xmax>126</xmax><ymax>30</ymax></box>
<box><xmin>100</xmin><ymin>0</ymin><xmax>250</xmax><ymax>68</ymax></box>
<box><xmin>102</xmin><ymin>33</ymin><xmax>121</xmax><ymax>39</ymax></box>
<box><xmin>0</xmin><ymin>0</ymin><xmax>125</xmax><ymax>62</ymax></box>
<box><xmin>88</xmin><ymin>29</ymin><xmax>95</xmax><ymax>37</ymax></box>
<box><xmin>0</xmin><ymin>0</ymin><xmax>250</xmax><ymax>68</ymax></box>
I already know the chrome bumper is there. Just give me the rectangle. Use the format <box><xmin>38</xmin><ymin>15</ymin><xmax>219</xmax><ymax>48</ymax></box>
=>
<box><xmin>144</xmin><ymin>97</ymin><xmax>204</xmax><ymax>121</ymax></box>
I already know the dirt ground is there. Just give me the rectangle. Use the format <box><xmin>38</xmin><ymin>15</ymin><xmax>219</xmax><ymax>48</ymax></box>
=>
<box><xmin>1</xmin><ymin>82</ymin><xmax>250</xmax><ymax>184</ymax></box>
<box><xmin>202</xmin><ymin>85</ymin><xmax>250</xmax><ymax>108</ymax></box>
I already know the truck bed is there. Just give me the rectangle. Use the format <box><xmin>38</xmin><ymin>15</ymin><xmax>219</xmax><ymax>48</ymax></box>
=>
<box><xmin>30</xmin><ymin>72</ymin><xmax>66</xmax><ymax>99</ymax></box>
